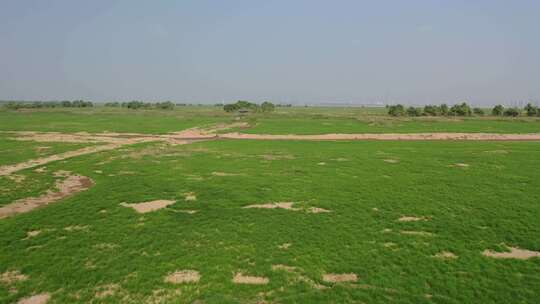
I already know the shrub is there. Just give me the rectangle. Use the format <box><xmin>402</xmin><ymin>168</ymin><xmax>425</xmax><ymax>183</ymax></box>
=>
<box><xmin>387</xmin><ymin>104</ymin><xmax>405</xmax><ymax>116</ymax></box>
<box><xmin>492</xmin><ymin>105</ymin><xmax>504</xmax><ymax>116</ymax></box>
<box><xmin>449</xmin><ymin>102</ymin><xmax>472</xmax><ymax>116</ymax></box>
<box><xmin>524</xmin><ymin>103</ymin><xmax>538</xmax><ymax>117</ymax></box>
<box><xmin>503</xmin><ymin>107</ymin><xmax>520</xmax><ymax>117</ymax></box>
<box><xmin>423</xmin><ymin>105</ymin><xmax>440</xmax><ymax>116</ymax></box>
<box><xmin>261</xmin><ymin>101</ymin><xmax>275</xmax><ymax>113</ymax></box>
<box><xmin>407</xmin><ymin>106</ymin><xmax>422</xmax><ymax>116</ymax></box>
<box><xmin>473</xmin><ymin>108</ymin><xmax>485</xmax><ymax>115</ymax></box>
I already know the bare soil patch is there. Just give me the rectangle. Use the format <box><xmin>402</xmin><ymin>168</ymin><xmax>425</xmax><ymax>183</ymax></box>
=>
<box><xmin>26</xmin><ymin>230</ymin><xmax>42</xmax><ymax>238</ymax></box>
<box><xmin>211</xmin><ymin>171</ymin><xmax>243</xmax><ymax>177</ymax></box>
<box><xmin>278</xmin><ymin>243</ymin><xmax>292</xmax><ymax>250</ymax></box>
<box><xmin>322</xmin><ymin>273</ymin><xmax>358</xmax><ymax>283</ymax></box>
<box><xmin>453</xmin><ymin>163</ymin><xmax>470</xmax><ymax>168</ymax></box>
<box><xmin>95</xmin><ymin>284</ymin><xmax>120</xmax><ymax>299</ymax></box>
<box><xmin>482</xmin><ymin>247</ymin><xmax>540</xmax><ymax>260</ymax></box>
<box><xmin>0</xmin><ymin>173</ymin><xmax>94</xmax><ymax>219</ymax></box>
<box><xmin>244</xmin><ymin>202</ymin><xmax>300</xmax><ymax>211</ymax></box>
<box><xmin>184</xmin><ymin>192</ymin><xmax>197</xmax><ymax>201</ymax></box>
<box><xmin>433</xmin><ymin>251</ymin><xmax>458</xmax><ymax>259</ymax></box>
<box><xmin>383</xmin><ymin>159</ymin><xmax>399</xmax><ymax>163</ymax></box>
<box><xmin>164</xmin><ymin>270</ymin><xmax>200</xmax><ymax>284</ymax></box>
<box><xmin>120</xmin><ymin>200</ymin><xmax>176</xmax><ymax>213</ymax></box>
<box><xmin>17</xmin><ymin>293</ymin><xmax>51</xmax><ymax>304</ymax></box>
<box><xmin>398</xmin><ymin>216</ymin><xmax>426</xmax><ymax>222</ymax></box>
<box><xmin>232</xmin><ymin>273</ymin><xmax>269</xmax><ymax>285</ymax></box>
<box><xmin>400</xmin><ymin>230</ymin><xmax>434</xmax><ymax>237</ymax></box>
<box><xmin>307</xmin><ymin>207</ymin><xmax>331</xmax><ymax>213</ymax></box>
<box><xmin>271</xmin><ymin>264</ymin><xmax>297</xmax><ymax>272</ymax></box>
<box><xmin>0</xmin><ymin>270</ymin><xmax>28</xmax><ymax>284</ymax></box>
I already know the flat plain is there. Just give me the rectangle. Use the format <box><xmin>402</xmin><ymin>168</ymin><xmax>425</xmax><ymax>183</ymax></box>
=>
<box><xmin>0</xmin><ymin>106</ymin><xmax>539</xmax><ymax>303</ymax></box>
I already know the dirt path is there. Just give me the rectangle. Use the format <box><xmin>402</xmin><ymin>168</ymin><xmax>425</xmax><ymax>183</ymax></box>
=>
<box><xmin>0</xmin><ymin>172</ymin><xmax>94</xmax><ymax>219</ymax></box>
<box><xmin>2</xmin><ymin>129</ymin><xmax>539</xmax><ymax>176</ymax></box>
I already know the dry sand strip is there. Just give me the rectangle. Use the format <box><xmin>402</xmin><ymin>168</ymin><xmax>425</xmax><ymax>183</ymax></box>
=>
<box><xmin>0</xmin><ymin>144</ymin><xmax>127</xmax><ymax>176</ymax></box>
<box><xmin>219</xmin><ymin>132</ymin><xmax>540</xmax><ymax>141</ymax></box>
<box><xmin>0</xmin><ymin>173</ymin><xmax>94</xmax><ymax>219</ymax></box>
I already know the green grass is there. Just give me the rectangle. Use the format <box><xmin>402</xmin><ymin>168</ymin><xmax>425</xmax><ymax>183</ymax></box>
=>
<box><xmin>0</xmin><ymin>107</ymin><xmax>228</xmax><ymax>134</ymax></box>
<box><xmin>1</xmin><ymin>139</ymin><xmax>539</xmax><ymax>303</ymax></box>
<box><xmin>2</xmin><ymin>106</ymin><xmax>540</xmax><ymax>135</ymax></box>
<box><xmin>239</xmin><ymin>116</ymin><xmax>540</xmax><ymax>134</ymax></box>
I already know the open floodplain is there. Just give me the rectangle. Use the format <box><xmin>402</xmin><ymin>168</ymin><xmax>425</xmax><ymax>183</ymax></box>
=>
<box><xmin>1</xmin><ymin>107</ymin><xmax>540</xmax><ymax>303</ymax></box>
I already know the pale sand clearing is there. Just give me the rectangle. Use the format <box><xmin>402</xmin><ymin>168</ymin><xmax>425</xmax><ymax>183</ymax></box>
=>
<box><xmin>0</xmin><ymin>173</ymin><xmax>94</xmax><ymax>219</ymax></box>
<box><xmin>232</xmin><ymin>273</ymin><xmax>269</xmax><ymax>285</ymax></box>
<box><xmin>17</xmin><ymin>294</ymin><xmax>50</xmax><ymax>304</ymax></box>
<box><xmin>433</xmin><ymin>251</ymin><xmax>458</xmax><ymax>259</ymax></box>
<box><xmin>322</xmin><ymin>273</ymin><xmax>358</xmax><ymax>283</ymax></box>
<box><xmin>482</xmin><ymin>247</ymin><xmax>540</xmax><ymax>260</ymax></box>
<box><xmin>0</xmin><ymin>270</ymin><xmax>28</xmax><ymax>284</ymax></box>
<box><xmin>120</xmin><ymin>200</ymin><xmax>176</xmax><ymax>213</ymax></box>
<box><xmin>164</xmin><ymin>270</ymin><xmax>200</xmax><ymax>284</ymax></box>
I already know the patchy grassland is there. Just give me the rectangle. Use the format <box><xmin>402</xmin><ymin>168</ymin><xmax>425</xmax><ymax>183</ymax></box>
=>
<box><xmin>2</xmin><ymin>106</ymin><xmax>540</xmax><ymax>135</ymax></box>
<box><xmin>1</xmin><ymin>137</ymin><xmax>539</xmax><ymax>303</ymax></box>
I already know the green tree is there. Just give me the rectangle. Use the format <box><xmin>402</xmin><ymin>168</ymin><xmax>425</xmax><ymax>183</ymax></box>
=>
<box><xmin>406</xmin><ymin>106</ymin><xmax>422</xmax><ymax>117</ymax></box>
<box><xmin>524</xmin><ymin>103</ymin><xmax>537</xmax><ymax>117</ymax></box>
<box><xmin>473</xmin><ymin>108</ymin><xmax>485</xmax><ymax>115</ymax></box>
<box><xmin>261</xmin><ymin>101</ymin><xmax>275</xmax><ymax>113</ymax></box>
<box><xmin>387</xmin><ymin>104</ymin><xmax>405</xmax><ymax>116</ymax></box>
<box><xmin>492</xmin><ymin>105</ymin><xmax>504</xmax><ymax>116</ymax></box>
<box><xmin>503</xmin><ymin>107</ymin><xmax>520</xmax><ymax>117</ymax></box>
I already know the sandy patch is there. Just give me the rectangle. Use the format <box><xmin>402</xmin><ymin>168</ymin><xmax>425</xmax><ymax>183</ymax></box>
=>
<box><xmin>317</xmin><ymin>162</ymin><xmax>326</xmax><ymax>165</ymax></box>
<box><xmin>398</xmin><ymin>216</ymin><xmax>426</xmax><ymax>222</ymax></box>
<box><xmin>383</xmin><ymin>159</ymin><xmax>399</xmax><ymax>163</ymax></box>
<box><xmin>17</xmin><ymin>294</ymin><xmax>50</xmax><ymax>304</ymax></box>
<box><xmin>0</xmin><ymin>270</ymin><xmax>28</xmax><ymax>284</ymax></box>
<box><xmin>34</xmin><ymin>167</ymin><xmax>47</xmax><ymax>173</ymax></box>
<box><xmin>7</xmin><ymin>174</ymin><xmax>26</xmax><ymax>183</ymax></box>
<box><xmin>232</xmin><ymin>273</ymin><xmax>269</xmax><ymax>285</ymax></box>
<box><xmin>184</xmin><ymin>192</ymin><xmax>197</xmax><ymax>201</ymax></box>
<box><xmin>482</xmin><ymin>246</ymin><xmax>540</xmax><ymax>260</ymax></box>
<box><xmin>146</xmin><ymin>289</ymin><xmax>182</xmax><ymax>304</ymax></box>
<box><xmin>333</xmin><ymin>158</ymin><xmax>349</xmax><ymax>161</ymax></box>
<box><xmin>164</xmin><ymin>270</ymin><xmax>200</xmax><ymax>284</ymax></box>
<box><xmin>211</xmin><ymin>171</ymin><xmax>243</xmax><ymax>177</ymax></box>
<box><xmin>120</xmin><ymin>200</ymin><xmax>176</xmax><ymax>213</ymax></box>
<box><xmin>400</xmin><ymin>230</ymin><xmax>433</xmax><ymax>237</ymax></box>
<box><xmin>433</xmin><ymin>251</ymin><xmax>458</xmax><ymax>259</ymax></box>
<box><xmin>484</xmin><ymin>150</ymin><xmax>509</xmax><ymax>154</ymax></box>
<box><xmin>278</xmin><ymin>243</ymin><xmax>292</xmax><ymax>250</ymax></box>
<box><xmin>453</xmin><ymin>163</ymin><xmax>469</xmax><ymax>168</ymax></box>
<box><xmin>244</xmin><ymin>202</ymin><xmax>300</xmax><ymax>211</ymax></box>
<box><xmin>322</xmin><ymin>273</ymin><xmax>358</xmax><ymax>283</ymax></box>
<box><xmin>244</xmin><ymin>202</ymin><xmax>331</xmax><ymax>214</ymax></box>
<box><xmin>260</xmin><ymin>154</ymin><xmax>295</xmax><ymax>160</ymax></box>
<box><xmin>0</xmin><ymin>173</ymin><xmax>94</xmax><ymax>219</ymax></box>
<box><xmin>26</xmin><ymin>230</ymin><xmax>42</xmax><ymax>238</ymax></box>
<box><xmin>64</xmin><ymin>225</ymin><xmax>89</xmax><ymax>232</ymax></box>
<box><xmin>95</xmin><ymin>284</ymin><xmax>120</xmax><ymax>299</ymax></box>
<box><xmin>383</xmin><ymin>242</ymin><xmax>397</xmax><ymax>248</ymax></box>
<box><xmin>307</xmin><ymin>207</ymin><xmax>331</xmax><ymax>213</ymax></box>
<box><xmin>271</xmin><ymin>264</ymin><xmax>297</xmax><ymax>272</ymax></box>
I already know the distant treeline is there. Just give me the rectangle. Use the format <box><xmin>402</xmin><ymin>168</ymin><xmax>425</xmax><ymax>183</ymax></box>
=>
<box><xmin>2</xmin><ymin>100</ymin><xmax>93</xmax><ymax>109</ymax></box>
<box><xmin>222</xmin><ymin>100</ymin><xmax>277</xmax><ymax>113</ymax></box>
<box><xmin>387</xmin><ymin>102</ymin><xmax>540</xmax><ymax>117</ymax></box>
<box><xmin>104</xmin><ymin>101</ymin><xmax>175</xmax><ymax>110</ymax></box>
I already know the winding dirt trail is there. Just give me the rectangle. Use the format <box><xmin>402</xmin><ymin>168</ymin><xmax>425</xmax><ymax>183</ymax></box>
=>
<box><xmin>1</xmin><ymin>129</ymin><xmax>540</xmax><ymax>177</ymax></box>
<box><xmin>0</xmin><ymin>172</ymin><xmax>94</xmax><ymax>219</ymax></box>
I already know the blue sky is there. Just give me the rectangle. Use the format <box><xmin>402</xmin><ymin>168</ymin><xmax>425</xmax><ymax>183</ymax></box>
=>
<box><xmin>1</xmin><ymin>0</ymin><xmax>539</xmax><ymax>105</ymax></box>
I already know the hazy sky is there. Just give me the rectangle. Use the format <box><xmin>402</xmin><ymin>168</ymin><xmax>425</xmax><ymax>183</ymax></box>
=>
<box><xmin>1</xmin><ymin>0</ymin><xmax>539</xmax><ymax>105</ymax></box>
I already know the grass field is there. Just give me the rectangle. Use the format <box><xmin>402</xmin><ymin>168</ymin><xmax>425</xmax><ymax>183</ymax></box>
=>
<box><xmin>0</xmin><ymin>107</ymin><xmax>539</xmax><ymax>303</ymax></box>
<box><xmin>1</xmin><ymin>107</ymin><xmax>539</xmax><ymax>134</ymax></box>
